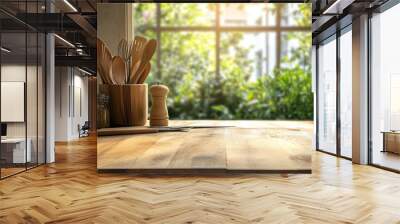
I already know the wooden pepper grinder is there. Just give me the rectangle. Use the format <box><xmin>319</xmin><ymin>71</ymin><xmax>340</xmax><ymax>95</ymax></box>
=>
<box><xmin>150</xmin><ymin>84</ymin><xmax>169</xmax><ymax>126</ymax></box>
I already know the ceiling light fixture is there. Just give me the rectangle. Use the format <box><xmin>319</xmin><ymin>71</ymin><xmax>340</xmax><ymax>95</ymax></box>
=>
<box><xmin>54</xmin><ymin>34</ymin><xmax>75</xmax><ymax>48</ymax></box>
<box><xmin>63</xmin><ymin>0</ymin><xmax>78</xmax><ymax>12</ymax></box>
<box><xmin>1</xmin><ymin>47</ymin><xmax>11</xmax><ymax>53</ymax></box>
<box><xmin>78</xmin><ymin>67</ymin><xmax>93</xmax><ymax>76</ymax></box>
<box><xmin>322</xmin><ymin>0</ymin><xmax>355</xmax><ymax>15</ymax></box>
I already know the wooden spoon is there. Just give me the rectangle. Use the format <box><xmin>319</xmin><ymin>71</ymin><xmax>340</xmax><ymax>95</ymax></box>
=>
<box><xmin>137</xmin><ymin>62</ymin><xmax>151</xmax><ymax>84</ymax></box>
<box><xmin>101</xmin><ymin>44</ymin><xmax>114</xmax><ymax>84</ymax></box>
<box><xmin>111</xmin><ymin>56</ymin><xmax>126</xmax><ymax>85</ymax></box>
<box><xmin>132</xmin><ymin>39</ymin><xmax>157</xmax><ymax>84</ymax></box>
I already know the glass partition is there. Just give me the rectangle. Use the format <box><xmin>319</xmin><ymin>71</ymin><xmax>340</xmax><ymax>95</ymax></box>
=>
<box><xmin>0</xmin><ymin>2</ymin><xmax>46</xmax><ymax>179</ymax></box>
<box><xmin>317</xmin><ymin>36</ymin><xmax>337</xmax><ymax>154</ymax></box>
<box><xmin>1</xmin><ymin>31</ymin><xmax>28</xmax><ymax>177</ymax></box>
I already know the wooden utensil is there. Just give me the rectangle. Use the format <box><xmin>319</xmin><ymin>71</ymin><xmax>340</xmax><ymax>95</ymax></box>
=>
<box><xmin>98</xmin><ymin>39</ymin><xmax>108</xmax><ymax>82</ymax></box>
<box><xmin>129</xmin><ymin>60</ymin><xmax>141</xmax><ymax>84</ymax></box>
<box><xmin>129</xmin><ymin>36</ymin><xmax>147</xmax><ymax>82</ymax></box>
<box><xmin>133</xmin><ymin>39</ymin><xmax>157</xmax><ymax>84</ymax></box>
<box><xmin>118</xmin><ymin>39</ymin><xmax>132</xmax><ymax>83</ymax></box>
<box><xmin>137</xmin><ymin>62</ymin><xmax>151</xmax><ymax>84</ymax></box>
<box><xmin>118</xmin><ymin>39</ymin><xmax>132</xmax><ymax>61</ymax></box>
<box><xmin>101</xmin><ymin>44</ymin><xmax>114</xmax><ymax>84</ymax></box>
<box><xmin>97</xmin><ymin>39</ymin><xmax>113</xmax><ymax>84</ymax></box>
<box><xmin>111</xmin><ymin>56</ymin><xmax>126</xmax><ymax>85</ymax></box>
<box><xmin>97</xmin><ymin>38</ymin><xmax>108</xmax><ymax>84</ymax></box>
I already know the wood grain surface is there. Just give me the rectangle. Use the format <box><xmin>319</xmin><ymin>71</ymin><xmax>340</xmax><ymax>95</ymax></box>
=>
<box><xmin>97</xmin><ymin>120</ymin><xmax>312</xmax><ymax>171</ymax></box>
<box><xmin>1</xmin><ymin>133</ymin><xmax>400</xmax><ymax>223</ymax></box>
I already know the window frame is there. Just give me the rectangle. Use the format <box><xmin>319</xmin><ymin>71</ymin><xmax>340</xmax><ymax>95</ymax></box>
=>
<box><xmin>135</xmin><ymin>3</ymin><xmax>311</xmax><ymax>80</ymax></box>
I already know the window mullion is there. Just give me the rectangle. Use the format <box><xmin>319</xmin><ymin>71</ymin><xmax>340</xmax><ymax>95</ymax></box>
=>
<box><xmin>156</xmin><ymin>3</ymin><xmax>161</xmax><ymax>80</ymax></box>
<box><xmin>216</xmin><ymin>4</ymin><xmax>220</xmax><ymax>83</ymax></box>
<box><xmin>276</xmin><ymin>5</ymin><xmax>282</xmax><ymax>69</ymax></box>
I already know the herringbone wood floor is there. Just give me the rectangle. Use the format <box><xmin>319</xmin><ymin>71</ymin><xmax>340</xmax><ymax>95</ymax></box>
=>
<box><xmin>1</xmin><ymin>136</ymin><xmax>400</xmax><ymax>224</ymax></box>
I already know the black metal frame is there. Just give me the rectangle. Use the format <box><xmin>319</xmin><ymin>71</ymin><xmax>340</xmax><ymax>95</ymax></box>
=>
<box><xmin>367</xmin><ymin>10</ymin><xmax>372</xmax><ymax>166</ymax></box>
<box><xmin>0</xmin><ymin>0</ymin><xmax>47</xmax><ymax>180</ymax></box>
<box><xmin>336</xmin><ymin>24</ymin><xmax>341</xmax><ymax>157</ymax></box>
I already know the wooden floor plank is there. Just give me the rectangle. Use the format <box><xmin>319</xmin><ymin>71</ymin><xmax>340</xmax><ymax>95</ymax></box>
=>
<box><xmin>1</xmin><ymin>134</ymin><xmax>400</xmax><ymax>223</ymax></box>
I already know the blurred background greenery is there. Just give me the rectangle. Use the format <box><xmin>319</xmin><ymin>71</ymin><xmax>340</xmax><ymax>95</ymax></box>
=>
<box><xmin>134</xmin><ymin>3</ymin><xmax>312</xmax><ymax>120</ymax></box>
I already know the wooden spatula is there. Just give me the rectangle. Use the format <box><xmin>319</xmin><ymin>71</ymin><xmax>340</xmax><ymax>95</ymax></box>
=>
<box><xmin>132</xmin><ymin>39</ymin><xmax>157</xmax><ymax>84</ymax></box>
<box><xmin>111</xmin><ymin>56</ymin><xmax>126</xmax><ymax>85</ymax></box>
<box><xmin>129</xmin><ymin>60</ymin><xmax>141</xmax><ymax>84</ymax></box>
<box><xmin>129</xmin><ymin>36</ymin><xmax>147</xmax><ymax>82</ymax></box>
<box><xmin>97</xmin><ymin>38</ymin><xmax>108</xmax><ymax>84</ymax></box>
<box><xmin>137</xmin><ymin>62</ymin><xmax>151</xmax><ymax>84</ymax></box>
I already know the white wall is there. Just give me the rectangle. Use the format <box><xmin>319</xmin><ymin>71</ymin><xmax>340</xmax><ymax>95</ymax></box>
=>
<box><xmin>97</xmin><ymin>3</ymin><xmax>134</xmax><ymax>56</ymax></box>
<box><xmin>71</xmin><ymin>73</ymin><xmax>89</xmax><ymax>138</ymax></box>
<box><xmin>55</xmin><ymin>67</ymin><xmax>89</xmax><ymax>141</ymax></box>
<box><xmin>55</xmin><ymin>67</ymin><xmax>69</xmax><ymax>141</ymax></box>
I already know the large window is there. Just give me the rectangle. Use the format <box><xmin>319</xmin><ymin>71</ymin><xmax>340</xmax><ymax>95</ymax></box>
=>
<box><xmin>371</xmin><ymin>3</ymin><xmax>400</xmax><ymax>171</ymax></box>
<box><xmin>134</xmin><ymin>3</ymin><xmax>312</xmax><ymax>120</ymax></box>
<box><xmin>317</xmin><ymin>36</ymin><xmax>337</xmax><ymax>154</ymax></box>
<box><xmin>316</xmin><ymin>26</ymin><xmax>352</xmax><ymax>158</ymax></box>
<box><xmin>340</xmin><ymin>27</ymin><xmax>352</xmax><ymax>158</ymax></box>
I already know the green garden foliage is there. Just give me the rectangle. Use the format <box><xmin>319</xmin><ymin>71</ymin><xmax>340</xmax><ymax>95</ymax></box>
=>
<box><xmin>134</xmin><ymin>3</ymin><xmax>313</xmax><ymax>120</ymax></box>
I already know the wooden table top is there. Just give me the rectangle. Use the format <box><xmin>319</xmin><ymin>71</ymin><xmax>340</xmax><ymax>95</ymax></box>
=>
<box><xmin>97</xmin><ymin>120</ymin><xmax>313</xmax><ymax>172</ymax></box>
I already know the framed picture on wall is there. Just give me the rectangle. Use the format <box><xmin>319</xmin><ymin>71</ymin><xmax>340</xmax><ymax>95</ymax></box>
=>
<box><xmin>1</xmin><ymin>81</ymin><xmax>25</xmax><ymax>122</ymax></box>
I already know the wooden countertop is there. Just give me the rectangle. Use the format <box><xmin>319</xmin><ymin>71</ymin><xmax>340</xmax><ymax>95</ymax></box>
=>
<box><xmin>97</xmin><ymin>120</ymin><xmax>313</xmax><ymax>172</ymax></box>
